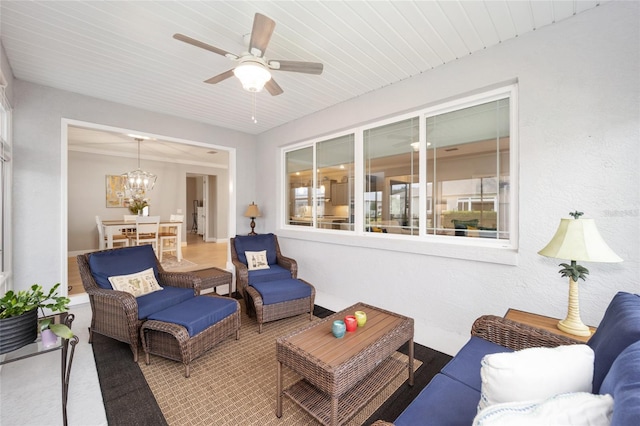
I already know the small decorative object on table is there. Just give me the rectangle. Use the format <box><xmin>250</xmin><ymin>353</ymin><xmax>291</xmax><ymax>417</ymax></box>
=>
<box><xmin>344</xmin><ymin>315</ymin><xmax>357</xmax><ymax>332</ymax></box>
<box><xmin>355</xmin><ymin>310</ymin><xmax>367</xmax><ymax>327</ymax></box>
<box><xmin>332</xmin><ymin>320</ymin><xmax>346</xmax><ymax>338</ymax></box>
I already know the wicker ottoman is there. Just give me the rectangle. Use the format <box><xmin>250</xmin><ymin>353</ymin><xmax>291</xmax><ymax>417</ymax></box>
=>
<box><xmin>140</xmin><ymin>294</ymin><xmax>240</xmax><ymax>377</ymax></box>
<box><xmin>246</xmin><ymin>278</ymin><xmax>315</xmax><ymax>333</ymax></box>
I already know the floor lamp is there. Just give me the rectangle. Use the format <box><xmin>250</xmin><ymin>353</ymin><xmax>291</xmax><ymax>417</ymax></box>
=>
<box><xmin>538</xmin><ymin>211</ymin><xmax>622</xmax><ymax>336</ymax></box>
<box><xmin>244</xmin><ymin>202</ymin><xmax>261</xmax><ymax>236</ymax></box>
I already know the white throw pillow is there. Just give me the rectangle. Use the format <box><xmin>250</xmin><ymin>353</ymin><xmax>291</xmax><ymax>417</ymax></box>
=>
<box><xmin>473</xmin><ymin>392</ymin><xmax>613</xmax><ymax>426</ymax></box>
<box><xmin>478</xmin><ymin>344</ymin><xmax>594</xmax><ymax>410</ymax></box>
<box><xmin>245</xmin><ymin>250</ymin><xmax>270</xmax><ymax>271</ymax></box>
<box><xmin>108</xmin><ymin>267</ymin><xmax>163</xmax><ymax>297</ymax></box>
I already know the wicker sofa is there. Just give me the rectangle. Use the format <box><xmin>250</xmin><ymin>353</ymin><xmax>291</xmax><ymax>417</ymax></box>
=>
<box><xmin>77</xmin><ymin>245</ymin><xmax>202</xmax><ymax>361</ymax></box>
<box><xmin>392</xmin><ymin>291</ymin><xmax>640</xmax><ymax>425</ymax></box>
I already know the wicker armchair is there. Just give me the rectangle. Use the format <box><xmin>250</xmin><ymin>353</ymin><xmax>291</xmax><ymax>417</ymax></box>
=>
<box><xmin>230</xmin><ymin>234</ymin><xmax>298</xmax><ymax>311</ymax></box>
<box><xmin>77</xmin><ymin>246</ymin><xmax>202</xmax><ymax>361</ymax></box>
<box><xmin>231</xmin><ymin>234</ymin><xmax>315</xmax><ymax>332</ymax></box>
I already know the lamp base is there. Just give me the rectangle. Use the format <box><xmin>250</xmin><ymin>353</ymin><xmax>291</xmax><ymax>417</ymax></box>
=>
<box><xmin>557</xmin><ymin>318</ymin><xmax>591</xmax><ymax>337</ymax></box>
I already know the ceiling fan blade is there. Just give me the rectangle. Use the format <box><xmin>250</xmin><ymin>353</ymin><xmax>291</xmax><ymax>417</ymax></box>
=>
<box><xmin>204</xmin><ymin>69</ymin><xmax>235</xmax><ymax>84</ymax></box>
<box><xmin>269</xmin><ymin>60</ymin><xmax>323</xmax><ymax>75</ymax></box>
<box><xmin>264</xmin><ymin>78</ymin><xmax>284</xmax><ymax>96</ymax></box>
<box><xmin>173</xmin><ymin>33</ymin><xmax>238</xmax><ymax>59</ymax></box>
<box><xmin>249</xmin><ymin>13</ymin><xmax>276</xmax><ymax>57</ymax></box>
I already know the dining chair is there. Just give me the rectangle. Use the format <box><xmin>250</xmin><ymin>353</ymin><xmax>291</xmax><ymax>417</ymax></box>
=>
<box><xmin>123</xmin><ymin>214</ymin><xmax>138</xmax><ymax>238</ymax></box>
<box><xmin>95</xmin><ymin>216</ymin><xmax>129</xmax><ymax>250</ymax></box>
<box><xmin>129</xmin><ymin>216</ymin><xmax>160</xmax><ymax>254</ymax></box>
<box><xmin>158</xmin><ymin>214</ymin><xmax>184</xmax><ymax>262</ymax></box>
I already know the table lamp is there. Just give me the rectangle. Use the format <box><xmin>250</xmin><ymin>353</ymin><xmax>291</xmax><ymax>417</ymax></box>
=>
<box><xmin>244</xmin><ymin>202</ymin><xmax>261</xmax><ymax>236</ymax></box>
<box><xmin>538</xmin><ymin>211</ymin><xmax>622</xmax><ymax>336</ymax></box>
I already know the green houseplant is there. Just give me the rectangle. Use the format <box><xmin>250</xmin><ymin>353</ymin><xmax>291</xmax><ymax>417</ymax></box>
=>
<box><xmin>0</xmin><ymin>283</ymin><xmax>72</xmax><ymax>353</ymax></box>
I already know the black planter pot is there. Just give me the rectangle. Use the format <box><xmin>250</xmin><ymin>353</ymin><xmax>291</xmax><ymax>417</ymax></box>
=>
<box><xmin>0</xmin><ymin>308</ymin><xmax>38</xmax><ymax>354</ymax></box>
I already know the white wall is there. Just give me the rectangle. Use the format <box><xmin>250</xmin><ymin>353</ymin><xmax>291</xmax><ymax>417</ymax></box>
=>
<box><xmin>11</xmin><ymin>81</ymin><xmax>257</xmax><ymax>294</ymax></box>
<box><xmin>257</xmin><ymin>2</ymin><xmax>640</xmax><ymax>355</ymax></box>
<box><xmin>68</xmin><ymin>150</ymin><xmax>228</xmax><ymax>252</ymax></box>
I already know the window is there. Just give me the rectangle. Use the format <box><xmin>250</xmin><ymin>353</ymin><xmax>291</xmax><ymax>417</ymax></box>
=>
<box><xmin>426</xmin><ymin>98</ymin><xmax>510</xmax><ymax>240</ymax></box>
<box><xmin>281</xmin><ymin>85</ymin><xmax>516</xmax><ymax>252</ymax></box>
<box><xmin>285</xmin><ymin>134</ymin><xmax>355</xmax><ymax>231</ymax></box>
<box><xmin>364</xmin><ymin>117</ymin><xmax>419</xmax><ymax>235</ymax></box>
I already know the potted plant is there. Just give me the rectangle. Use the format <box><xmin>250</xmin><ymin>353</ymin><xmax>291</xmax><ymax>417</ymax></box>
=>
<box><xmin>0</xmin><ymin>283</ymin><xmax>72</xmax><ymax>353</ymax></box>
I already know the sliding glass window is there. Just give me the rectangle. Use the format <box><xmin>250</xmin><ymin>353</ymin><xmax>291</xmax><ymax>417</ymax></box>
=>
<box><xmin>285</xmin><ymin>134</ymin><xmax>355</xmax><ymax>231</ymax></box>
<box><xmin>363</xmin><ymin>117</ymin><xmax>420</xmax><ymax>235</ymax></box>
<box><xmin>426</xmin><ymin>98</ymin><xmax>510</xmax><ymax>240</ymax></box>
<box><xmin>281</xmin><ymin>85</ymin><xmax>515</xmax><ymax>249</ymax></box>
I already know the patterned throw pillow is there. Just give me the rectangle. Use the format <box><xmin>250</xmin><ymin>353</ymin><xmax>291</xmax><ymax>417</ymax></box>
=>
<box><xmin>245</xmin><ymin>250</ymin><xmax>270</xmax><ymax>271</ymax></box>
<box><xmin>108</xmin><ymin>267</ymin><xmax>163</xmax><ymax>297</ymax></box>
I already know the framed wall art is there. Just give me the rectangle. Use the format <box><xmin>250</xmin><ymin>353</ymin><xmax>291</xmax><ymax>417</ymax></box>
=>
<box><xmin>105</xmin><ymin>175</ymin><xmax>128</xmax><ymax>208</ymax></box>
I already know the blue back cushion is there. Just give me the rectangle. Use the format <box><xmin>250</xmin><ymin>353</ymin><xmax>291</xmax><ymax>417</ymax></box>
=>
<box><xmin>599</xmin><ymin>340</ymin><xmax>640</xmax><ymax>426</ymax></box>
<box><xmin>148</xmin><ymin>296</ymin><xmax>237</xmax><ymax>336</ymax></box>
<box><xmin>234</xmin><ymin>234</ymin><xmax>277</xmax><ymax>265</ymax></box>
<box><xmin>88</xmin><ymin>245</ymin><xmax>159</xmax><ymax>289</ymax></box>
<box><xmin>250</xmin><ymin>278</ymin><xmax>311</xmax><ymax>305</ymax></box>
<box><xmin>588</xmin><ymin>292</ymin><xmax>640</xmax><ymax>393</ymax></box>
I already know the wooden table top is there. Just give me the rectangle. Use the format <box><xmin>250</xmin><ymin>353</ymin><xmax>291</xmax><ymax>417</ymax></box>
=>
<box><xmin>279</xmin><ymin>302</ymin><xmax>412</xmax><ymax>368</ymax></box>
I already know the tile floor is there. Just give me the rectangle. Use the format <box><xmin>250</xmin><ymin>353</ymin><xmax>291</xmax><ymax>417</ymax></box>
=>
<box><xmin>0</xmin><ymin>303</ymin><xmax>107</xmax><ymax>426</ymax></box>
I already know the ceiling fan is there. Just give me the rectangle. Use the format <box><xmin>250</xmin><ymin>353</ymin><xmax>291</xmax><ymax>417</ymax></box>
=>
<box><xmin>174</xmin><ymin>13</ymin><xmax>323</xmax><ymax>96</ymax></box>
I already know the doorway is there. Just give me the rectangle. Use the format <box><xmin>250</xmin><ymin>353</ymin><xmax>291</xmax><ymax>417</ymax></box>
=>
<box><xmin>64</xmin><ymin>119</ymin><xmax>236</xmax><ymax>301</ymax></box>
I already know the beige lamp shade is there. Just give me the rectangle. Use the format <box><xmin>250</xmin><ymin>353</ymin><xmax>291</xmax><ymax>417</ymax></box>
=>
<box><xmin>244</xmin><ymin>203</ymin><xmax>261</xmax><ymax>218</ymax></box>
<box><xmin>538</xmin><ymin>218</ymin><xmax>622</xmax><ymax>263</ymax></box>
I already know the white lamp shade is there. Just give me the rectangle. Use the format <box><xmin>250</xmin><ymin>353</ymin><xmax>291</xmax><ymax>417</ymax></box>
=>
<box><xmin>233</xmin><ymin>62</ymin><xmax>271</xmax><ymax>92</ymax></box>
<box><xmin>538</xmin><ymin>218</ymin><xmax>622</xmax><ymax>263</ymax></box>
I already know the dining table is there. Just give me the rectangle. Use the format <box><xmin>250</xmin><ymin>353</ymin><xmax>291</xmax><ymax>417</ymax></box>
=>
<box><xmin>101</xmin><ymin>219</ymin><xmax>183</xmax><ymax>261</ymax></box>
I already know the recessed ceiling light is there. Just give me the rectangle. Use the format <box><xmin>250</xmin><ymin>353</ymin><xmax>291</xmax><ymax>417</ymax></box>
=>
<box><xmin>126</xmin><ymin>133</ymin><xmax>152</xmax><ymax>140</ymax></box>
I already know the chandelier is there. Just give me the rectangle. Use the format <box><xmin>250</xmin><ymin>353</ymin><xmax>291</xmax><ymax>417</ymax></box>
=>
<box><xmin>123</xmin><ymin>137</ymin><xmax>156</xmax><ymax>198</ymax></box>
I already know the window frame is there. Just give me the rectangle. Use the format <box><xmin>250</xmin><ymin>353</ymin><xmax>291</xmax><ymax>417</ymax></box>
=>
<box><xmin>279</xmin><ymin>84</ymin><xmax>519</xmax><ymax>265</ymax></box>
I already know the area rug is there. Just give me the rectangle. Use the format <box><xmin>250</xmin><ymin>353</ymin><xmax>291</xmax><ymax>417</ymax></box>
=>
<box><xmin>138</xmin><ymin>307</ymin><xmax>421</xmax><ymax>425</ymax></box>
<box><xmin>160</xmin><ymin>255</ymin><xmax>197</xmax><ymax>271</ymax></box>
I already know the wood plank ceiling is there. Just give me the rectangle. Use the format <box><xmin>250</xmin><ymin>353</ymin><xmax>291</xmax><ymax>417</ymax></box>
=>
<box><xmin>1</xmin><ymin>1</ymin><xmax>608</xmax><ymax>137</ymax></box>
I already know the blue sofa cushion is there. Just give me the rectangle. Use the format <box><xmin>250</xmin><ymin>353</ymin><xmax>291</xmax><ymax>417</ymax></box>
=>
<box><xmin>440</xmin><ymin>336</ymin><xmax>513</xmax><ymax>392</ymax></box>
<box><xmin>234</xmin><ymin>233</ymin><xmax>277</xmax><ymax>265</ymax></box>
<box><xmin>599</xmin><ymin>340</ymin><xmax>640</xmax><ymax>426</ymax></box>
<box><xmin>250</xmin><ymin>278</ymin><xmax>312</xmax><ymax>305</ymax></box>
<box><xmin>395</xmin><ymin>373</ymin><xmax>480</xmax><ymax>426</ymax></box>
<box><xmin>137</xmin><ymin>286</ymin><xmax>194</xmax><ymax>319</ymax></box>
<box><xmin>587</xmin><ymin>292</ymin><xmax>640</xmax><ymax>393</ymax></box>
<box><xmin>89</xmin><ymin>245</ymin><xmax>159</xmax><ymax>289</ymax></box>
<box><xmin>248</xmin><ymin>264</ymin><xmax>292</xmax><ymax>284</ymax></box>
<box><xmin>148</xmin><ymin>296</ymin><xmax>237</xmax><ymax>337</ymax></box>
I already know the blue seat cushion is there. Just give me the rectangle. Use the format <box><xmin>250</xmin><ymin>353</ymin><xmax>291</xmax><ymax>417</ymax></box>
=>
<box><xmin>248</xmin><ymin>264</ymin><xmax>292</xmax><ymax>284</ymax></box>
<box><xmin>599</xmin><ymin>340</ymin><xmax>640</xmax><ymax>426</ymax></box>
<box><xmin>89</xmin><ymin>245</ymin><xmax>159</xmax><ymax>289</ymax></box>
<box><xmin>440</xmin><ymin>336</ymin><xmax>513</xmax><ymax>392</ymax></box>
<box><xmin>587</xmin><ymin>292</ymin><xmax>640</xmax><ymax>392</ymax></box>
<box><xmin>137</xmin><ymin>286</ymin><xmax>194</xmax><ymax>319</ymax></box>
<box><xmin>148</xmin><ymin>296</ymin><xmax>238</xmax><ymax>337</ymax></box>
<box><xmin>234</xmin><ymin>233</ymin><xmax>277</xmax><ymax>265</ymax></box>
<box><xmin>394</xmin><ymin>373</ymin><xmax>480</xmax><ymax>426</ymax></box>
<box><xmin>250</xmin><ymin>279</ymin><xmax>312</xmax><ymax>305</ymax></box>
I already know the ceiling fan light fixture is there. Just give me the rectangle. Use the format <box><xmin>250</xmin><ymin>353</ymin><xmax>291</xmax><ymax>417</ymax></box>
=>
<box><xmin>233</xmin><ymin>61</ymin><xmax>271</xmax><ymax>92</ymax></box>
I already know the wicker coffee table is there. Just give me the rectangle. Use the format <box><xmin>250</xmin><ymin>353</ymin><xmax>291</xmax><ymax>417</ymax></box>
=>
<box><xmin>276</xmin><ymin>302</ymin><xmax>414</xmax><ymax>426</ymax></box>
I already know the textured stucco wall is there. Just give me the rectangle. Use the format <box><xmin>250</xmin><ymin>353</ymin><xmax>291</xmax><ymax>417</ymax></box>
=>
<box><xmin>257</xmin><ymin>2</ymin><xmax>640</xmax><ymax>355</ymax></box>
